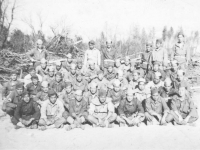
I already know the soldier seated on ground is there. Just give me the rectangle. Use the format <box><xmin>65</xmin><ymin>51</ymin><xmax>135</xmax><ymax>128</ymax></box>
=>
<box><xmin>43</xmin><ymin>66</ymin><xmax>55</xmax><ymax>83</ymax></box>
<box><xmin>84</xmin><ymin>81</ymin><xmax>99</xmax><ymax>104</ymax></box>
<box><xmin>12</xmin><ymin>91</ymin><xmax>41</xmax><ymax>129</ymax></box>
<box><xmin>1</xmin><ymin>71</ymin><xmax>22</xmax><ymax>101</ymax></box>
<box><xmin>117</xmin><ymin>88</ymin><xmax>145</xmax><ymax>127</ymax></box>
<box><xmin>91</xmin><ymin>70</ymin><xmax>109</xmax><ymax>90</ymax></box>
<box><xmin>34</xmin><ymin>81</ymin><xmax>50</xmax><ymax>106</ymax></box>
<box><xmin>87</xmin><ymin>89</ymin><xmax>117</xmax><ymax>128</ymax></box>
<box><xmin>65</xmin><ymin>90</ymin><xmax>88</xmax><ymax>131</ymax></box>
<box><xmin>145</xmin><ymin>88</ymin><xmax>170</xmax><ymax>125</ymax></box>
<box><xmin>73</xmin><ymin>72</ymin><xmax>88</xmax><ymax>92</ymax></box>
<box><xmin>166</xmin><ymin>87</ymin><xmax>198</xmax><ymax>126</ymax></box>
<box><xmin>38</xmin><ymin>90</ymin><xmax>65</xmax><ymax>130</ymax></box>
<box><xmin>2</xmin><ymin>83</ymin><xmax>24</xmax><ymax>117</ymax></box>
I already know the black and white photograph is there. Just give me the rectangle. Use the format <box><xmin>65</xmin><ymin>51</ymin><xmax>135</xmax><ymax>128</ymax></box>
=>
<box><xmin>0</xmin><ymin>0</ymin><xmax>200</xmax><ymax>150</ymax></box>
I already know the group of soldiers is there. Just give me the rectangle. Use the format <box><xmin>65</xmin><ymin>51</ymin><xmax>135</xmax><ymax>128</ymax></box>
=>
<box><xmin>1</xmin><ymin>32</ymin><xmax>198</xmax><ymax>131</ymax></box>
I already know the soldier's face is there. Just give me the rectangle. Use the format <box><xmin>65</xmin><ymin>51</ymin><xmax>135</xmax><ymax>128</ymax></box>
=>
<box><xmin>152</xmin><ymin>93</ymin><xmax>159</xmax><ymax>101</ymax></box>
<box><xmin>138</xmin><ymin>82</ymin><xmax>145</xmax><ymax>90</ymax></box>
<box><xmin>108</xmin><ymin>66</ymin><xmax>113</xmax><ymax>73</ymax></box>
<box><xmin>115</xmin><ymin>61</ymin><xmax>121</xmax><ymax>67</ymax></box>
<box><xmin>11</xmin><ymin>74</ymin><xmax>17</xmax><ymax>81</ymax></box>
<box><xmin>156</xmin><ymin>42</ymin><xmax>161</xmax><ymax>48</ymax></box>
<box><xmin>23</xmin><ymin>94</ymin><xmax>30</xmax><ymax>103</ymax></box>
<box><xmin>42</xmin><ymin>86</ymin><xmax>49</xmax><ymax>93</ymax></box>
<box><xmin>177</xmin><ymin>72</ymin><xmax>184</xmax><ymax>81</ymax></box>
<box><xmin>171</xmin><ymin>63</ymin><xmax>178</xmax><ymax>70</ymax></box>
<box><xmin>178</xmin><ymin>35</ymin><xmax>184</xmax><ymax>42</ymax></box>
<box><xmin>75</xmin><ymin>94</ymin><xmax>83</xmax><ymax>102</ymax></box>
<box><xmin>77</xmin><ymin>63</ymin><xmax>82</xmax><ymax>69</ymax></box>
<box><xmin>66</xmin><ymin>86</ymin><xmax>72</xmax><ymax>93</ymax></box>
<box><xmin>89</xmin><ymin>44</ymin><xmax>94</xmax><ymax>50</ymax></box>
<box><xmin>30</xmin><ymin>70</ymin><xmax>36</xmax><ymax>76</ymax></box>
<box><xmin>118</xmin><ymin>74</ymin><xmax>123</xmax><ymax>81</ymax></box>
<box><xmin>125</xmin><ymin>60</ymin><xmax>130</xmax><ymax>65</ymax></box>
<box><xmin>41</xmin><ymin>63</ymin><xmax>47</xmax><ymax>68</ymax></box>
<box><xmin>56</xmin><ymin>65</ymin><xmax>61</xmax><ymax>70</ymax></box>
<box><xmin>179</xmin><ymin>87</ymin><xmax>185</xmax><ymax>99</ymax></box>
<box><xmin>98</xmin><ymin>73</ymin><xmax>104</xmax><ymax>80</ymax></box>
<box><xmin>153</xmin><ymin>65</ymin><xmax>159</xmax><ymax>71</ymax></box>
<box><xmin>68</xmin><ymin>58</ymin><xmax>72</xmax><ymax>63</ymax></box>
<box><xmin>146</xmin><ymin>45</ymin><xmax>151</xmax><ymax>52</ymax></box>
<box><xmin>77</xmin><ymin>75</ymin><xmax>82</xmax><ymax>82</ymax></box>
<box><xmin>106</xmin><ymin>43</ymin><xmax>112</xmax><ymax>49</ymax></box>
<box><xmin>49</xmin><ymin>95</ymin><xmax>57</xmax><ymax>104</ymax></box>
<box><xmin>127</xmin><ymin>94</ymin><xmax>134</xmax><ymax>102</ymax></box>
<box><xmin>164</xmin><ymin>83</ymin><xmax>171</xmax><ymax>92</ymax></box>
<box><xmin>89</xmin><ymin>64</ymin><xmax>95</xmax><ymax>70</ymax></box>
<box><xmin>49</xmin><ymin>71</ymin><xmax>54</xmax><ymax>77</ymax></box>
<box><xmin>99</xmin><ymin>95</ymin><xmax>106</xmax><ymax>103</ymax></box>
<box><xmin>16</xmin><ymin>88</ymin><xmax>23</xmax><ymax>95</ymax></box>
<box><xmin>37</xmin><ymin>43</ymin><xmax>42</xmax><ymax>49</ymax></box>
<box><xmin>114</xmin><ymin>85</ymin><xmax>120</xmax><ymax>92</ymax></box>
<box><xmin>71</xmin><ymin>68</ymin><xmax>76</xmax><ymax>74</ymax></box>
<box><xmin>133</xmin><ymin>73</ymin><xmax>139</xmax><ymax>81</ymax></box>
<box><xmin>56</xmin><ymin>75</ymin><xmax>62</xmax><ymax>82</ymax></box>
<box><xmin>32</xmin><ymin>79</ymin><xmax>38</xmax><ymax>85</ymax></box>
<box><xmin>90</xmin><ymin>87</ymin><xmax>97</xmax><ymax>94</ymax></box>
<box><xmin>153</xmin><ymin>77</ymin><xmax>160</xmax><ymax>84</ymax></box>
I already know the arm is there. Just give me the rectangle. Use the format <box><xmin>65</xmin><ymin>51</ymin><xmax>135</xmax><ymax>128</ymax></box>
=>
<box><xmin>13</xmin><ymin>102</ymin><xmax>22</xmax><ymax>122</ymax></box>
<box><xmin>31</xmin><ymin>101</ymin><xmax>41</xmax><ymax>121</ymax></box>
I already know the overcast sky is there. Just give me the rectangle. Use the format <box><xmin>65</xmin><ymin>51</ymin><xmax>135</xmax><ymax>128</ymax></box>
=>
<box><xmin>10</xmin><ymin>0</ymin><xmax>200</xmax><ymax>42</ymax></box>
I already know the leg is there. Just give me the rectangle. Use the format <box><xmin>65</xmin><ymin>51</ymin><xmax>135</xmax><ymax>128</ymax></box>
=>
<box><xmin>54</xmin><ymin>117</ymin><xmax>66</xmax><ymax>128</ymax></box>
<box><xmin>145</xmin><ymin>112</ymin><xmax>154</xmax><ymax>125</ymax></box>
<box><xmin>38</xmin><ymin>118</ymin><xmax>47</xmax><ymax>130</ymax></box>
<box><xmin>87</xmin><ymin>114</ymin><xmax>99</xmax><ymax>126</ymax></box>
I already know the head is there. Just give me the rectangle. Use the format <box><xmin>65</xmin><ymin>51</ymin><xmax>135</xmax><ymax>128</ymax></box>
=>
<box><xmin>90</xmin><ymin>82</ymin><xmax>97</xmax><ymax>94</ymax></box>
<box><xmin>65</xmin><ymin>82</ymin><xmax>73</xmax><ymax>93</ymax></box>
<box><xmin>133</xmin><ymin>71</ymin><xmax>140</xmax><ymax>81</ymax></box>
<box><xmin>55</xmin><ymin>72</ymin><xmax>62</xmax><ymax>82</ymax></box>
<box><xmin>138</xmin><ymin>78</ymin><xmax>146</xmax><ymax>91</ymax></box>
<box><xmin>70</xmin><ymin>64</ymin><xmax>76</xmax><ymax>74</ymax></box>
<box><xmin>48</xmin><ymin>66</ymin><xmax>55</xmax><ymax>77</ymax></box>
<box><xmin>41</xmin><ymin>58</ymin><xmax>47</xmax><ymax>68</ymax></box>
<box><xmin>156</xmin><ymin>39</ymin><xmax>162</xmax><ymax>48</ymax></box>
<box><xmin>88</xmin><ymin>61</ymin><xmax>95</xmax><ymax>70</ymax></box>
<box><xmin>171</xmin><ymin>60</ymin><xmax>178</xmax><ymax>71</ymax></box>
<box><xmin>178</xmin><ymin>33</ymin><xmax>184</xmax><ymax>43</ymax></box>
<box><xmin>106</xmin><ymin>40</ymin><xmax>112</xmax><ymax>49</ymax></box>
<box><xmin>179</xmin><ymin>87</ymin><xmax>186</xmax><ymax>100</ymax></box>
<box><xmin>177</xmin><ymin>70</ymin><xmax>185</xmax><ymax>81</ymax></box>
<box><xmin>115</xmin><ymin>59</ymin><xmax>121</xmax><ymax>67</ymax></box>
<box><xmin>22</xmin><ymin>91</ymin><xmax>31</xmax><ymax>103</ymax></box>
<box><xmin>76</xmin><ymin>73</ymin><xmax>83</xmax><ymax>82</ymax></box>
<box><xmin>31</xmin><ymin>75</ymin><xmax>39</xmax><ymax>85</ymax></box>
<box><xmin>98</xmin><ymin>89</ymin><xmax>107</xmax><ymax>103</ymax></box>
<box><xmin>67</xmin><ymin>53</ymin><xmax>72</xmax><ymax>63</ymax></box>
<box><xmin>55</xmin><ymin>61</ymin><xmax>62</xmax><ymax>70</ymax></box>
<box><xmin>153</xmin><ymin>72</ymin><xmax>161</xmax><ymax>84</ymax></box>
<box><xmin>75</xmin><ymin>90</ymin><xmax>83</xmax><ymax>102</ymax></box>
<box><xmin>146</xmin><ymin>41</ymin><xmax>152</xmax><ymax>52</ymax></box>
<box><xmin>125</xmin><ymin>56</ymin><xmax>130</xmax><ymax>65</ymax></box>
<box><xmin>77</xmin><ymin>61</ymin><xmax>83</xmax><ymax>69</ymax></box>
<box><xmin>16</xmin><ymin>83</ymin><xmax>24</xmax><ymax>95</ymax></box>
<box><xmin>29</xmin><ymin>67</ymin><xmax>36</xmax><ymax>76</ymax></box>
<box><xmin>41</xmin><ymin>81</ymin><xmax>49</xmax><ymax>93</ymax></box>
<box><xmin>11</xmin><ymin>72</ymin><xmax>17</xmax><ymax>81</ymax></box>
<box><xmin>89</xmin><ymin>40</ymin><xmax>95</xmax><ymax>50</ymax></box>
<box><xmin>117</xmin><ymin>70</ymin><xmax>124</xmax><ymax>81</ymax></box>
<box><xmin>151</xmin><ymin>88</ymin><xmax>159</xmax><ymax>101</ymax></box>
<box><xmin>48</xmin><ymin>90</ymin><xmax>58</xmax><ymax>104</ymax></box>
<box><xmin>113</xmin><ymin>79</ymin><xmax>121</xmax><ymax>92</ymax></box>
<box><xmin>126</xmin><ymin>88</ymin><xmax>135</xmax><ymax>102</ymax></box>
<box><xmin>164</xmin><ymin>78</ymin><xmax>172</xmax><ymax>92</ymax></box>
<box><xmin>98</xmin><ymin>71</ymin><xmax>104</xmax><ymax>80</ymax></box>
<box><xmin>153</xmin><ymin>63</ymin><xmax>159</xmax><ymax>72</ymax></box>
<box><xmin>107</xmin><ymin>66</ymin><xmax>113</xmax><ymax>73</ymax></box>
<box><xmin>37</xmin><ymin>39</ymin><xmax>43</xmax><ymax>49</ymax></box>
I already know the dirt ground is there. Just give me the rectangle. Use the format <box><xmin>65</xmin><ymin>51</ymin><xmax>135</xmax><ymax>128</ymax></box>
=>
<box><xmin>0</xmin><ymin>88</ymin><xmax>200</xmax><ymax>150</ymax></box>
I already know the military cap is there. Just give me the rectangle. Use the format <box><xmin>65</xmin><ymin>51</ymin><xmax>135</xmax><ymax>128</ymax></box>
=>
<box><xmin>31</xmin><ymin>75</ymin><xmax>39</xmax><ymax>80</ymax></box>
<box><xmin>41</xmin><ymin>81</ymin><xmax>49</xmax><ymax>88</ymax></box>
<box><xmin>48</xmin><ymin>66</ymin><xmax>55</xmax><ymax>72</ymax></box>
<box><xmin>106</xmin><ymin>39</ymin><xmax>112</xmax><ymax>44</ymax></box>
<box><xmin>153</xmin><ymin>61</ymin><xmax>160</xmax><ymax>66</ymax></box>
<box><xmin>41</xmin><ymin>58</ymin><xmax>47</xmax><ymax>64</ymax></box>
<box><xmin>66</xmin><ymin>53</ymin><xmax>72</xmax><ymax>58</ymax></box>
<box><xmin>16</xmin><ymin>82</ymin><xmax>24</xmax><ymax>89</ymax></box>
<box><xmin>169</xmin><ymin>90</ymin><xmax>181</xmax><ymax>97</ymax></box>
<box><xmin>55</xmin><ymin>72</ymin><xmax>62</xmax><ymax>77</ymax></box>
<box><xmin>112</xmin><ymin>79</ymin><xmax>121</xmax><ymax>87</ymax></box>
<box><xmin>177</xmin><ymin>69</ymin><xmax>185</xmax><ymax>75</ymax></box>
<box><xmin>74</xmin><ymin>90</ymin><xmax>83</xmax><ymax>96</ymax></box>
<box><xmin>22</xmin><ymin>90</ymin><xmax>30</xmax><ymax>97</ymax></box>
<box><xmin>138</xmin><ymin>78</ymin><xmax>146</xmax><ymax>84</ymax></box>
<box><xmin>154</xmin><ymin>72</ymin><xmax>162</xmax><ymax>78</ymax></box>
<box><xmin>106</xmin><ymin>61</ymin><xmax>114</xmax><ymax>68</ymax></box>
<box><xmin>171</xmin><ymin>60</ymin><xmax>178</xmax><ymax>65</ymax></box>
<box><xmin>126</xmin><ymin>88</ymin><xmax>135</xmax><ymax>95</ymax></box>
<box><xmin>88</xmin><ymin>40</ymin><xmax>95</xmax><ymax>45</ymax></box>
<box><xmin>146</xmin><ymin>40</ymin><xmax>153</xmax><ymax>46</ymax></box>
<box><xmin>55</xmin><ymin>61</ymin><xmax>62</xmax><ymax>66</ymax></box>
<box><xmin>70</xmin><ymin>63</ymin><xmax>77</xmax><ymax>69</ymax></box>
<box><xmin>90</xmin><ymin>81</ymin><xmax>98</xmax><ymax>88</ymax></box>
<box><xmin>156</xmin><ymin>39</ymin><xmax>163</xmax><ymax>44</ymax></box>
<box><xmin>48</xmin><ymin>90</ymin><xmax>58</xmax><ymax>97</ymax></box>
<box><xmin>11</xmin><ymin>70</ymin><xmax>18</xmax><ymax>75</ymax></box>
<box><xmin>151</xmin><ymin>88</ymin><xmax>159</xmax><ymax>95</ymax></box>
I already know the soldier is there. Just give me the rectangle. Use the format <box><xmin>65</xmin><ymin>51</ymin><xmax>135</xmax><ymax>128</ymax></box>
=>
<box><xmin>146</xmin><ymin>61</ymin><xmax>166</xmax><ymax>82</ymax></box>
<box><xmin>26</xmin><ymin>75</ymin><xmax>42</xmax><ymax>98</ymax></box>
<box><xmin>104</xmin><ymin>61</ymin><xmax>116</xmax><ymax>82</ymax></box>
<box><xmin>114</xmin><ymin>58</ymin><xmax>123</xmax><ymax>72</ymax></box>
<box><xmin>12</xmin><ymin>91</ymin><xmax>41</xmax><ymax>129</ymax></box>
<box><xmin>91</xmin><ymin>70</ymin><xmax>109</xmax><ymax>90</ymax></box>
<box><xmin>65</xmin><ymin>90</ymin><xmax>88</xmax><ymax>131</ymax></box>
<box><xmin>34</xmin><ymin>81</ymin><xmax>49</xmax><ymax>105</ymax></box>
<box><xmin>2</xmin><ymin>71</ymin><xmax>22</xmax><ymax>101</ymax></box>
<box><xmin>166</xmin><ymin>88</ymin><xmax>198</xmax><ymax>125</ymax></box>
<box><xmin>128</xmin><ymin>71</ymin><xmax>140</xmax><ymax>90</ymax></box>
<box><xmin>23</xmin><ymin>67</ymin><xmax>42</xmax><ymax>86</ymax></box>
<box><xmin>63</xmin><ymin>53</ymin><xmax>73</xmax><ymax>71</ymax></box>
<box><xmin>165</xmin><ymin>60</ymin><xmax>179</xmax><ymax>86</ymax></box>
<box><xmin>145</xmin><ymin>88</ymin><xmax>170</xmax><ymax>125</ymax></box>
<box><xmin>73</xmin><ymin>72</ymin><xmax>88</xmax><ymax>92</ymax></box>
<box><xmin>76</xmin><ymin>59</ymin><xmax>84</xmax><ymax>74</ymax></box>
<box><xmin>150</xmin><ymin>39</ymin><xmax>168</xmax><ymax>69</ymax></box>
<box><xmin>114</xmin><ymin>69</ymin><xmax>129</xmax><ymax>91</ymax></box>
<box><xmin>50</xmin><ymin>72</ymin><xmax>66</xmax><ymax>96</ymax></box>
<box><xmin>38</xmin><ymin>90</ymin><xmax>65</xmax><ymax>130</ymax></box>
<box><xmin>84</xmin><ymin>81</ymin><xmax>99</xmax><ymax>104</ymax></box>
<box><xmin>171</xmin><ymin>32</ymin><xmax>189</xmax><ymax>70</ymax></box>
<box><xmin>2</xmin><ymin>82</ymin><xmax>24</xmax><ymax>117</ymax></box>
<box><xmin>118</xmin><ymin>88</ymin><xmax>145</xmax><ymax>127</ymax></box>
<box><xmin>174</xmin><ymin>70</ymin><xmax>191</xmax><ymax>91</ymax></box>
<box><xmin>88</xmin><ymin>88</ymin><xmax>117</xmax><ymax>128</ymax></box>
<box><xmin>54</xmin><ymin>61</ymin><xmax>68</xmax><ymax>80</ymax></box>
<box><xmin>83</xmin><ymin>60</ymin><xmax>99</xmax><ymax>83</ymax></box>
<box><xmin>35</xmin><ymin>58</ymin><xmax>48</xmax><ymax>78</ymax></box>
<box><xmin>83</xmin><ymin>40</ymin><xmax>101</xmax><ymax>69</ymax></box>
<box><xmin>26</xmin><ymin>39</ymin><xmax>48</xmax><ymax>66</ymax></box>
<box><xmin>43</xmin><ymin>66</ymin><xmax>55</xmax><ymax>83</ymax></box>
<box><xmin>141</xmin><ymin>41</ymin><xmax>153</xmax><ymax>73</ymax></box>
<box><xmin>146</xmin><ymin>72</ymin><xmax>164</xmax><ymax>90</ymax></box>
<box><xmin>65</xmin><ymin>63</ymin><xmax>77</xmax><ymax>83</ymax></box>
<box><xmin>134</xmin><ymin>78</ymin><xmax>151</xmax><ymax>102</ymax></box>
<box><xmin>107</xmin><ymin>79</ymin><xmax>126</xmax><ymax>108</ymax></box>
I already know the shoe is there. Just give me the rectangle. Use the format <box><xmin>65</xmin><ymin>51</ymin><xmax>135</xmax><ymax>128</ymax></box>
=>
<box><xmin>65</xmin><ymin>125</ymin><xmax>72</xmax><ymax>131</ymax></box>
<box><xmin>80</xmin><ymin>125</ymin><xmax>85</xmax><ymax>130</ymax></box>
<box><xmin>108</xmin><ymin>123</ymin><xmax>114</xmax><ymax>128</ymax></box>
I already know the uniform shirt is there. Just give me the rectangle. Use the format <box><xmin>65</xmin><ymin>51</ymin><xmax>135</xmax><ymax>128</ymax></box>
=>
<box><xmin>40</xmin><ymin>99</ymin><xmax>65</xmax><ymax>120</ymax></box>
<box><xmin>69</xmin><ymin>99</ymin><xmax>88</xmax><ymax>117</ymax></box>
<box><xmin>49</xmin><ymin>80</ymin><xmax>66</xmax><ymax>93</ymax></box>
<box><xmin>135</xmin><ymin>87</ymin><xmax>151</xmax><ymax>102</ymax></box>
<box><xmin>107</xmin><ymin>89</ymin><xmax>125</xmax><ymax>106</ymax></box>
<box><xmin>65</xmin><ymin>72</ymin><xmax>76</xmax><ymax>83</ymax></box>
<box><xmin>118</xmin><ymin>97</ymin><xmax>144</xmax><ymax>118</ymax></box>
<box><xmin>89</xmin><ymin>97</ymin><xmax>114</xmax><ymax>114</ymax></box>
<box><xmin>146</xmin><ymin>70</ymin><xmax>166</xmax><ymax>82</ymax></box>
<box><xmin>146</xmin><ymin>96</ymin><xmax>169</xmax><ymax>115</ymax></box>
<box><xmin>141</xmin><ymin>51</ymin><xmax>152</xmax><ymax>64</ymax></box>
<box><xmin>7</xmin><ymin>90</ymin><xmax>22</xmax><ymax>104</ymax></box>
<box><xmin>151</xmin><ymin>47</ymin><xmax>168</xmax><ymax>66</ymax></box>
<box><xmin>26</xmin><ymin>82</ymin><xmax>42</xmax><ymax>96</ymax></box>
<box><xmin>84</xmin><ymin>48</ymin><xmax>101</xmax><ymax>68</ymax></box>
<box><xmin>26</xmin><ymin>48</ymin><xmax>48</xmax><ymax>61</ymax></box>
<box><xmin>2</xmin><ymin>80</ymin><xmax>21</xmax><ymax>98</ymax></box>
<box><xmin>14</xmin><ymin>99</ymin><xmax>40</xmax><ymax>121</ymax></box>
<box><xmin>84</xmin><ymin>91</ymin><xmax>99</xmax><ymax>104</ymax></box>
<box><xmin>36</xmin><ymin>65</ymin><xmax>48</xmax><ymax>77</ymax></box>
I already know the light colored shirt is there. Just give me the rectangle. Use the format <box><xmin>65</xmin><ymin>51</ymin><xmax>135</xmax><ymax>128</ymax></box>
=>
<box><xmin>84</xmin><ymin>48</ymin><xmax>101</xmax><ymax>67</ymax></box>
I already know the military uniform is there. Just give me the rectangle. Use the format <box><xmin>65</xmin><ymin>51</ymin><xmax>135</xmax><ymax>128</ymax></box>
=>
<box><xmin>146</xmin><ymin>70</ymin><xmax>166</xmax><ymax>82</ymax></box>
<box><xmin>26</xmin><ymin>82</ymin><xmax>42</xmax><ymax>97</ymax></box>
<box><xmin>50</xmin><ymin>80</ymin><xmax>66</xmax><ymax>93</ymax></box>
<box><xmin>2</xmin><ymin>80</ymin><xmax>21</xmax><ymax>99</ymax></box>
<box><xmin>107</xmin><ymin>89</ymin><xmax>125</xmax><ymax>108</ymax></box>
